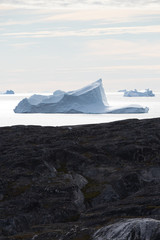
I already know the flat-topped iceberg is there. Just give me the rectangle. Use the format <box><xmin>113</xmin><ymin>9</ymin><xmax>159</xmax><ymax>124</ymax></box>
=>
<box><xmin>14</xmin><ymin>79</ymin><xmax>149</xmax><ymax>114</ymax></box>
<box><xmin>124</xmin><ymin>88</ymin><xmax>155</xmax><ymax>97</ymax></box>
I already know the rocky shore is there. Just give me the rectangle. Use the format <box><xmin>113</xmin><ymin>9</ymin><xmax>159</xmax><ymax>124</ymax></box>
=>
<box><xmin>1</xmin><ymin>118</ymin><xmax>160</xmax><ymax>239</ymax></box>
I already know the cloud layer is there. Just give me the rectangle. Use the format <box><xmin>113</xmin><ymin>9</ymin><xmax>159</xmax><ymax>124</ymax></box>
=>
<box><xmin>2</xmin><ymin>25</ymin><xmax>160</xmax><ymax>39</ymax></box>
<box><xmin>1</xmin><ymin>0</ymin><xmax>160</xmax><ymax>9</ymax></box>
<box><xmin>0</xmin><ymin>2</ymin><xmax>160</xmax><ymax>92</ymax></box>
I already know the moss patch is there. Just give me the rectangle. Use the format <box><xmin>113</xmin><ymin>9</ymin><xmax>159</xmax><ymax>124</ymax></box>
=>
<box><xmin>5</xmin><ymin>183</ymin><xmax>31</xmax><ymax>199</ymax></box>
<box><xmin>73</xmin><ymin>234</ymin><xmax>91</xmax><ymax>240</ymax></box>
<box><xmin>57</xmin><ymin>162</ymin><xmax>68</xmax><ymax>173</ymax></box>
<box><xmin>12</xmin><ymin>232</ymin><xmax>35</xmax><ymax>239</ymax></box>
<box><xmin>83</xmin><ymin>152</ymin><xmax>93</xmax><ymax>159</ymax></box>
<box><xmin>82</xmin><ymin>178</ymin><xmax>101</xmax><ymax>202</ymax></box>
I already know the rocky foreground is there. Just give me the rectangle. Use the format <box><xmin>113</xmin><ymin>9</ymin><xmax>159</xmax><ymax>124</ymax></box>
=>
<box><xmin>1</xmin><ymin>118</ymin><xmax>160</xmax><ymax>239</ymax></box>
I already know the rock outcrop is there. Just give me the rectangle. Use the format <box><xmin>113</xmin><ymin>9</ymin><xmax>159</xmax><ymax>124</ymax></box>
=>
<box><xmin>93</xmin><ymin>218</ymin><xmax>160</xmax><ymax>240</ymax></box>
<box><xmin>1</xmin><ymin>118</ymin><xmax>160</xmax><ymax>239</ymax></box>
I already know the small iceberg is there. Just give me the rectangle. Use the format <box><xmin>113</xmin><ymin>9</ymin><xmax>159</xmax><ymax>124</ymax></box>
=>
<box><xmin>0</xmin><ymin>90</ymin><xmax>15</xmax><ymax>94</ymax></box>
<box><xmin>118</xmin><ymin>89</ymin><xmax>126</xmax><ymax>93</ymax></box>
<box><xmin>14</xmin><ymin>79</ymin><xmax>149</xmax><ymax>114</ymax></box>
<box><xmin>107</xmin><ymin>105</ymin><xmax>149</xmax><ymax>114</ymax></box>
<box><xmin>5</xmin><ymin>90</ymin><xmax>15</xmax><ymax>94</ymax></box>
<box><xmin>124</xmin><ymin>89</ymin><xmax>155</xmax><ymax>97</ymax></box>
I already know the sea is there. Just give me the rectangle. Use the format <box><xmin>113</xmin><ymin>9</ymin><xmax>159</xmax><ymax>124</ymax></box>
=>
<box><xmin>0</xmin><ymin>92</ymin><xmax>160</xmax><ymax>127</ymax></box>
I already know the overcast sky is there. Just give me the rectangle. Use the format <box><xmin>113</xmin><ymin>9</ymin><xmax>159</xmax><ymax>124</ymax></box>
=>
<box><xmin>0</xmin><ymin>0</ymin><xmax>160</xmax><ymax>92</ymax></box>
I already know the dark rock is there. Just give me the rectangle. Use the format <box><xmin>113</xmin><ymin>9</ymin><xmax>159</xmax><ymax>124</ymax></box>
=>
<box><xmin>1</xmin><ymin>118</ymin><xmax>160</xmax><ymax>239</ymax></box>
<box><xmin>0</xmin><ymin>216</ymin><xmax>29</xmax><ymax>236</ymax></box>
<box><xmin>92</xmin><ymin>184</ymin><xmax>119</xmax><ymax>206</ymax></box>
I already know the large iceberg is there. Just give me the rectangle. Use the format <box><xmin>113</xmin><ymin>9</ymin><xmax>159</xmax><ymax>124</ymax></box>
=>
<box><xmin>14</xmin><ymin>79</ymin><xmax>149</xmax><ymax>114</ymax></box>
<box><xmin>124</xmin><ymin>88</ymin><xmax>155</xmax><ymax>97</ymax></box>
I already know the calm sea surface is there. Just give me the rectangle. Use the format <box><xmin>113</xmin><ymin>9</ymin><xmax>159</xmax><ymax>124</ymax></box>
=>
<box><xmin>0</xmin><ymin>92</ymin><xmax>160</xmax><ymax>127</ymax></box>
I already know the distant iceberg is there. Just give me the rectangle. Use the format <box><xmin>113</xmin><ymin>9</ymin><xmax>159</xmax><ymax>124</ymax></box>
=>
<box><xmin>124</xmin><ymin>89</ymin><xmax>155</xmax><ymax>97</ymax></box>
<box><xmin>0</xmin><ymin>90</ymin><xmax>15</xmax><ymax>94</ymax></box>
<box><xmin>14</xmin><ymin>79</ymin><xmax>149</xmax><ymax>114</ymax></box>
<box><xmin>5</xmin><ymin>90</ymin><xmax>15</xmax><ymax>94</ymax></box>
<box><xmin>118</xmin><ymin>89</ymin><xmax>127</xmax><ymax>93</ymax></box>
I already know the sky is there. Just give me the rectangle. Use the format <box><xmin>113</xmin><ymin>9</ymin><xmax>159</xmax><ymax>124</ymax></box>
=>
<box><xmin>0</xmin><ymin>0</ymin><xmax>160</xmax><ymax>92</ymax></box>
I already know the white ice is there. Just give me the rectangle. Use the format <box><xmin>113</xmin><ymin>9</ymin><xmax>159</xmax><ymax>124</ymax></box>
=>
<box><xmin>124</xmin><ymin>89</ymin><xmax>155</xmax><ymax>97</ymax></box>
<box><xmin>14</xmin><ymin>79</ymin><xmax>149</xmax><ymax>114</ymax></box>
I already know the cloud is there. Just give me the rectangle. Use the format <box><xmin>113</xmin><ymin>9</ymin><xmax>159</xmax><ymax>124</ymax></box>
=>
<box><xmin>0</xmin><ymin>8</ymin><xmax>159</xmax><ymax>28</ymax></box>
<box><xmin>2</xmin><ymin>24</ymin><xmax>160</xmax><ymax>39</ymax></box>
<box><xmin>10</xmin><ymin>42</ymin><xmax>39</xmax><ymax>48</ymax></box>
<box><xmin>99</xmin><ymin>65</ymin><xmax>160</xmax><ymax>71</ymax></box>
<box><xmin>53</xmin><ymin>65</ymin><xmax>160</xmax><ymax>73</ymax></box>
<box><xmin>0</xmin><ymin>0</ymin><xmax>160</xmax><ymax>9</ymax></box>
<box><xmin>0</xmin><ymin>9</ymin><xmax>132</xmax><ymax>27</ymax></box>
<box><xmin>86</xmin><ymin>39</ymin><xmax>160</xmax><ymax>58</ymax></box>
<box><xmin>10</xmin><ymin>69</ymin><xmax>26</xmax><ymax>73</ymax></box>
<box><xmin>0</xmin><ymin>20</ymin><xmax>34</xmax><ymax>26</ymax></box>
<box><xmin>44</xmin><ymin>9</ymin><xmax>136</xmax><ymax>22</ymax></box>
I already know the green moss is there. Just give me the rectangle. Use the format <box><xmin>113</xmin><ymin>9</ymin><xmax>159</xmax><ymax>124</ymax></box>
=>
<box><xmin>73</xmin><ymin>234</ymin><xmax>91</xmax><ymax>240</ymax></box>
<box><xmin>57</xmin><ymin>162</ymin><xmax>68</xmax><ymax>173</ymax></box>
<box><xmin>83</xmin><ymin>152</ymin><xmax>92</xmax><ymax>159</ymax></box>
<box><xmin>82</xmin><ymin>178</ymin><xmax>101</xmax><ymax>201</ymax></box>
<box><xmin>79</xmin><ymin>135</ymin><xmax>95</xmax><ymax>145</ymax></box>
<box><xmin>83</xmin><ymin>191</ymin><xmax>101</xmax><ymax>201</ymax></box>
<box><xmin>12</xmin><ymin>233</ymin><xmax>35</xmax><ymax>239</ymax></box>
<box><xmin>5</xmin><ymin>183</ymin><xmax>31</xmax><ymax>199</ymax></box>
<box><xmin>68</xmin><ymin>213</ymin><xmax>80</xmax><ymax>222</ymax></box>
<box><xmin>83</xmin><ymin>179</ymin><xmax>101</xmax><ymax>190</ymax></box>
<box><xmin>146</xmin><ymin>205</ymin><xmax>160</xmax><ymax>209</ymax></box>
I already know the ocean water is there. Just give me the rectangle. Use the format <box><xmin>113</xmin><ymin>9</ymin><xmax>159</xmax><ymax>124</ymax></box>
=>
<box><xmin>0</xmin><ymin>92</ymin><xmax>160</xmax><ymax>127</ymax></box>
